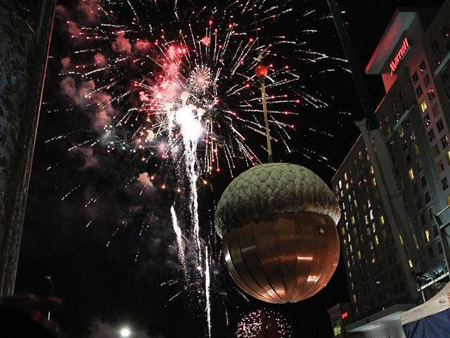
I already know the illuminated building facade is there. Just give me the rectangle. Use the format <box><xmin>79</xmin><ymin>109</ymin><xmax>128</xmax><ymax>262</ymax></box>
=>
<box><xmin>332</xmin><ymin>0</ymin><xmax>450</xmax><ymax>336</ymax></box>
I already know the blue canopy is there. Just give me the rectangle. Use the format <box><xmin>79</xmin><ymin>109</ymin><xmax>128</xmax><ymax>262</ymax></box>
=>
<box><xmin>401</xmin><ymin>282</ymin><xmax>450</xmax><ymax>338</ymax></box>
<box><xmin>403</xmin><ymin>308</ymin><xmax>450</xmax><ymax>337</ymax></box>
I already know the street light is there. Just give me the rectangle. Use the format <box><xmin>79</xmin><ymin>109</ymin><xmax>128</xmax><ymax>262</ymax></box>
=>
<box><xmin>119</xmin><ymin>327</ymin><xmax>131</xmax><ymax>338</ymax></box>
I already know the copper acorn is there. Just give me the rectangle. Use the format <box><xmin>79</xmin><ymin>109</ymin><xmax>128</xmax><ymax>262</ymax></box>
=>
<box><xmin>215</xmin><ymin>163</ymin><xmax>340</xmax><ymax>304</ymax></box>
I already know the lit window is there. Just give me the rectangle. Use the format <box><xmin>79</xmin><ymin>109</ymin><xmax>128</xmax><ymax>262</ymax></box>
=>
<box><xmin>408</xmin><ymin>259</ymin><xmax>413</xmax><ymax>269</ymax></box>
<box><xmin>420</xmin><ymin>101</ymin><xmax>428</xmax><ymax>112</ymax></box>
<box><xmin>399</xmin><ymin>235</ymin><xmax>404</xmax><ymax>245</ymax></box>
<box><xmin>339</xmin><ymin>180</ymin><xmax>342</xmax><ymax>188</ymax></box>
<box><xmin>380</xmin><ymin>215</ymin><xmax>385</xmax><ymax>225</ymax></box>
<box><xmin>344</xmin><ymin>172</ymin><xmax>348</xmax><ymax>181</ymax></box>
<box><xmin>352</xmin><ymin>294</ymin><xmax>357</xmax><ymax>303</ymax></box>
<box><xmin>351</xmin><ymin>216</ymin><xmax>355</xmax><ymax>225</ymax></box>
<box><xmin>375</xmin><ymin>235</ymin><xmax>379</xmax><ymax>246</ymax></box>
<box><xmin>447</xmin><ymin>194</ymin><xmax>450</xmax><ymax>206</ymax></box>
<box><xmin>446</xmin><ymin>150</ymin><xmax>450</xmax><ymax>165</ymax></box>
<box><xmin>413</xmin><ymin>234</ymin><xmax>419</xmax><ymax>250</ymax></box>
<box><xmin>408</xmin><ymin>168</ymin><xmax>415</xmax><ymax>180</ymax></box>
<box><xmin>357</xmin><ymin>250</ymin><xmax>362</xmax><ymax>260</ymax></box>
<box><xmin>425</xmin><ymin>230</ymin><xmax>431</xmax><ymax>242</ymax></box>
<box><xmin>370</xmin><ymin>210</ymin><xmax>374</xmax><ymax>220</ymax></box>
<box><xmin>341</xmin><ymin>227</ymin><xmax>345</xmax><ymax>236</ymax></box>
<box><xmin>372</xmin><ymin>177</ymin><xmax>377</xmax><ymax>187</ymax></box>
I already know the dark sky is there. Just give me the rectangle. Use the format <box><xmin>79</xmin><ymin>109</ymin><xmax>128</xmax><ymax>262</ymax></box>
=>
<box><xmin>16</xmin><ymin>1</ymin><xmax>445</xmax><ymax>338</ymax></box>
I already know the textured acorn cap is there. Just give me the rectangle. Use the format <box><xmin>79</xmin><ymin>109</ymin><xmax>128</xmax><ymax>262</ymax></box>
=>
<box><xmin>214</xmin><ymin>163</ymin><xmax>340</xmax><ymax>237</ymax></box>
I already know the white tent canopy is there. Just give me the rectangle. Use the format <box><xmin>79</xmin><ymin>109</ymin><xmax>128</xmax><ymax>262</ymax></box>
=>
<box><xmin>401</xmin><ymin>282</ymin><xmax>450</xmax><ymax>326</ymax></box>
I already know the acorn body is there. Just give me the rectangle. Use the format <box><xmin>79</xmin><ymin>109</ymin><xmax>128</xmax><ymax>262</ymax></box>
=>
<box><xmin>215</xmin><ymin>163</ymin><xmax>340</xmax><ymax>304</ymax></box>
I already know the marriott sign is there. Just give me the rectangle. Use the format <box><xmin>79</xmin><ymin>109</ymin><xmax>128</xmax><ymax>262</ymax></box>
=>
<box><xmin>390</xmin><ymin>37</ymin><xmax>410</xmax><ymax>75</ymax></box>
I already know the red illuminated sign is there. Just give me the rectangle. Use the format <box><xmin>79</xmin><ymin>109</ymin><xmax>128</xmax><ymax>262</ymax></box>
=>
<box><xmin>341</xmin><ymin>311</ymin><xmax>348</xmax><ymax>319</ymax></box>
<box><xmin>390</xmin><ymin>37</ymin><xmax>410</xmax><ymax>75</ymax></box>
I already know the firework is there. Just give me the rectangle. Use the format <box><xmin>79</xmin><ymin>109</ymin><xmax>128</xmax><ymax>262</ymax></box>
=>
<box><xmin>51</xmin><ymin>0</ymin><xmax>344</xmax><ymax>336</ymax></box>
<box><xmin>236</xmin><ymin>310</ymin><xmax>292</xmax><ymax>338</ymax></box>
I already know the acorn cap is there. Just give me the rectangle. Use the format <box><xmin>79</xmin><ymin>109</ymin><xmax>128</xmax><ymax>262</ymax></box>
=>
<box><xmin>214</xmin><ymin>163</ymin><xmax>340</xmax><ymax>237</ymax></box>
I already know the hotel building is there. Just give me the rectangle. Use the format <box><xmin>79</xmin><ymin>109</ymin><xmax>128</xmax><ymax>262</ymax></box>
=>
<box><xmin>332</xmin><ymin>0</ymin><xmax>450</xmax><ymax>335</ymax></box>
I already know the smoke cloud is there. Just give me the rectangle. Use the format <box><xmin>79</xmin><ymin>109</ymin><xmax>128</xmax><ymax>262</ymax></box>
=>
<box><xmin>112</xmin><ymin>33</ymin><xmax>132</xmax><ymax>54</ymax></box>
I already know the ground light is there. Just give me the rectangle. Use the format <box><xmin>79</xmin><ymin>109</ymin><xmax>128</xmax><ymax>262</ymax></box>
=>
<box><xmin>119</xmin><ymin>327</ymin><xmax>132</xmax><ymax>338</ymax></box>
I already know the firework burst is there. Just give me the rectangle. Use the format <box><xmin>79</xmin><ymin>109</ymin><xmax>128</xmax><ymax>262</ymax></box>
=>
<box><xmin>50</xmin><ymin>0</ymin><xmax>345</xmax><ymax>336</ymax></box>
<box><xmin>237</xmin><ymin>309</ymin><xmax>292</xmax><ymax>338</ymax></box>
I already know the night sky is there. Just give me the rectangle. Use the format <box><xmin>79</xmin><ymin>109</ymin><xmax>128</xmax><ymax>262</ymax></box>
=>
<box><xmin>16</xmin><ymin>0</ymin><xmax>445</xmax><ymax>337</ymax></box>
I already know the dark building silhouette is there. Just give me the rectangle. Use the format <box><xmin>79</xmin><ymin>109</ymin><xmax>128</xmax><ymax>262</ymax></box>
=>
<box><xmin>0</xmin><ymin>0</ymin><xmax>56</xmax><ymax>296</ymax></box>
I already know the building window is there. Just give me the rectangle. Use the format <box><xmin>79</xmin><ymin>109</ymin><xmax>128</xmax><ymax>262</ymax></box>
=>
<box><xmin>425</xmin><ymin>191</ymin><xmax>431</xmax><ymax>204</ymax></box>
<box><xmin>413</xmin><ymin>183</ymin><xmax>418</xmax><ymax>194</ymax></box>
<box><xmin>408</xmin><ymin>259</ymin><xmax>413</xmax><ymax>269</ymax></box>
<box><xmin>399</xmin><ymin>235</ymin><xmax>404</xmax><ymax>245</ymax></box>
<box><xmin>434</xmin><ymin>225</ymin><xmax>440</xmax><ymax>237</ymax></box>
<box><xmin>428</xmin><ymin>128</ymin><xmax>436</xmax><ymax>142</ymax></box>
<box><xmin>421</xmin><ymin>101</ymin><xmax>428</xmax><ymax>112</ymax></box>
<box><xmin>417</xmin><ymin>198</ymin><xmax>422</xmax><ymax>209</ymax></box>
<box><xmin>438</xmin><ymin>242</ymin><xmax>443</xmax><ymax>254</ymax></box>
<box><xmin>372</xmin><ymin>177</ymin><xmax>377</xmax><ymax>187</ymax></box>
<box><xmin>424</xmin><ymin>114</ymin><xmax>431</xmax><ymax>126</ymax></box>
<box><xmin>416</xmin><ymin>85</ymin><xmax>423</xmax><ymax>98</ymax></box>
<box><xmin>431</xmin><ymin>39</ymin><xmax>440</xmax><ymax>54</ymax></box>
<box><xmin>428</xmin><ymin>90</ymin><xmax>436</xmax><ymax>102</ymax></box>
<box><xmin>425</xmin><ymin>230</ymin><xmax>431</xmax><ymax>242</ymax></box>
<box><xmin>408</xmin><ymin>168</ymin><xmax>415</xmax><ymax>180</ymax></box>
<box><xmin>437</xmin><ymin>119</ymin><xmax>445</xmax><ymax>132</ymax></box>
<box><xmin>421</xmin><ymin>175</ymin><xmax>427</xmax><ymax>187</ymax></box>
<box><xmin>447</xmin><ymin>194</ymin><xmax>450</xmax><ymax>206</ymax></box>
<box><xmin>442</xmin><ymin>24</ymin><xmax>450</xmax><ymax>38</ymax></box>
<box><xmin>428</xmin><ymin>247</ymin><xmax>435</xmax><ymax>259</ymax></box>
<box><xmin>417</xmin><ymin>159</ymin><xmax>423</xmax><ymax>171</ymax></box>
<box><xmin>420</xmin><ymin>60</ymin><xmax>427</xmax><ymax>72</ymax></box>
<box><xmin>412</xmin><ymin>71</ymin><xmax>419</xmax><ymax>83</ymax></box>
<box><xmin>442</xmin><ymin>177</ymin><xmax>449</xmax><ymax>190</ymax></box>
<box><xmin>405</xmin><ymin>153</ymin><xmax>411</xmax><ymax>165</ymax></box>
<box><xmin>442</xmin><ymin>135</ymin><xmax>449</xmax><ymax>149</ymax></box>
<box><xmin>433</xmin><ymin>145</ymin><xmax>440</xmax><ymax>157</ymax></box>
<box><xmin>392</xmin><ymin>101</ymin><xmax>397</xmax><ymax>114</ymax></box>
<box><xmin>438</xmin><ymin>161</ymin><xmax>445</xmax><ymax>174</ymax></box>
<box><xmin>380</xmin><ymin>215</ymin><xmax>385</xmax><ymax>226</ymax></box>
<box><xmin>420</xmin><ymin>214</ymin><xmax>426</xmax><ymax>226</ymax></box>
